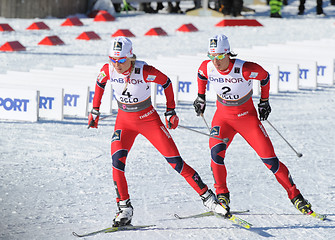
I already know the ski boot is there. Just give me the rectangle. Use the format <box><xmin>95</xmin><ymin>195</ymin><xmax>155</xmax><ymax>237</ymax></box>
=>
<box><xmin>113</xmin><ymin>199</ymin><xmax>133</xmax><ymax>227</ymax></box>
<box><xmin>217</xmin><ymin>192</ymin><xmax>230</xmax><ymax>214</ymax></box>
<box><xmin>291</xmin><ymin>194</ymin><xmax>312</xmax><ymax>215</ymax></box>
<box><xmin>201</xmin><ymin>189</ymin><xmax>228</xmax><ymax>217</ymax></box>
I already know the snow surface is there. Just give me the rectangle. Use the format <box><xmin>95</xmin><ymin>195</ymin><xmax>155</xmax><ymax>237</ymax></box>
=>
<box><xmin>1</xmin><ymin>1</ymin><xmax>335</xmax><ymax>239</ymax></box>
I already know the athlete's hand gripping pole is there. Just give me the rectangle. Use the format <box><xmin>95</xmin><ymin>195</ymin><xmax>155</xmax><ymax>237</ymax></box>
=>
<box><xmin>258</xmin><ymin>99</ymin><xmax>271</xmax><ymax>121</ymax></box>
<box><xmin>193</xmin><ymin>94</ymin><xmax>206</xmax><ymax>116</ymax></box>
<box><xmin>165</xmin><ymin>108</ymin><xmax>179</xmax><ymax>129</ymax></box>
<box><xmin>87</xmin><ymin>108</ymin><xmax>100</xmax><ymax>129</ymax></box>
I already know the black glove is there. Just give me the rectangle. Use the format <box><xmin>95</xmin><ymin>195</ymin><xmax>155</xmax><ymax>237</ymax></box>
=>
<box><xmin>193</xmin><ymin>94</ymin><xmax>206</xmax><ymax>116</ymax></box>
<box><xmin>258</xmin><ymin>99</ymin><xmax>271</xmax><ymax>121</ymax></box>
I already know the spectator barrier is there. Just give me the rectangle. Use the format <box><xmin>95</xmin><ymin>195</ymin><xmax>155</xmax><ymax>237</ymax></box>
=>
<box><xmin>250</xmin><ymin>44</ymin><xmax>334</xmax><ymax>86</ymax></box>
<box><xmin>234</xmin><ymin>50</ymin><xmax>302</xmax><ymax>92</ymax></box>
<box><xmin>0</xmin><ymin>83</ymin><xmax>64</xmax><ymax>121</ymax></box>
<box><xmin>1</xmin><ymin>40</ymin><xmax>334</xmax><ymax>122</ymax></box>
<box><xmin>0</xmin><ymin>88</ymin><xmax>39</xmax><ymax>122</ymax></box>
<box><xmin>0</xmin><ymin>71</ymin><xmax>90</xmax><ymax>118</ymax></box>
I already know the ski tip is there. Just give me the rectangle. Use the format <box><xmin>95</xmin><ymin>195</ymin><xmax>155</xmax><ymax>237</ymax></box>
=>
<box><xmin>174</xmin><ymin>213</ymin><xmax>181</xmax><ymax>219</ymax></box>
<box><xmin>229</xmin><ymin>214</ymin><xmax>253</xmax><ymax>229</ymax></box>
<box><xmin>72</xmin><ymin>232</ymin><xmax>81</xmax><ymax>237</ymax></box>
<box><xmin>309</xmin><ymin>211</ymin><xmax>327</xmax><ymax>221</ymax></box>
<box><xmin>317</xmin><ymin>214</ymin><xmax>327</xmax><ymax>221</ymax></box>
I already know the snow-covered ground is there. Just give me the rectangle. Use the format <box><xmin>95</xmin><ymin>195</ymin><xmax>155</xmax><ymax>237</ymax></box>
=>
<box><xmin>1</xmin><ymin>0</ymin><xmax>335</xmax><ymax>239</ymax></box>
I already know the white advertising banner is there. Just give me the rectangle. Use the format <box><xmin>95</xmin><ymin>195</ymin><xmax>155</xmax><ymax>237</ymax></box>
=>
<box><xmin>256</xmin><ymin>57</ymin><xmax>317</xmax><ymax>89</ymax></box>
<box><xmin>251</xmin><ymin>45</ymin><xmax>334</xmax><ymax>86</ymax></box>
<box><xmin>146</xmin><ymin>58</ymin><xmax>198</xmax><ymax>103</ymax></box>
<box><xmin>0</xmin><ymin>84</ymin><xmax>64</xmax><ymax>121</ymax></box>
<box><xmin>0</xmin><ymin>88</ymin><xmax>39</xmax><ymax>122</ymax></box>
<box><xmin>177</xmin><ymin>75</ymin><xmax>198</xmax><ymax>102</ymax></box>
<box><xmin>277</xmin><ymin>63</ymin><xmax>299</xmax><ymax>92</ymax></box>
<box><xmin>0</xmin><ymin>73</ymin><xmax>89</xmax><ymax>118</ymax></box>
<box><xmin>38</xmin><ymin>88</ymin><xmax>64</xmax><ymax>121</ymax></box>
<box><xmin>261</xmin><ymin>63</ymin><xmax>279</xmax><ymax>94</ymax></box>
<box><xmin>237</xmin><ymin>52</ymin><xmax>299</xmax><ymax>92</ymax></box>
<box><xmin>63</xmin><ymin>86</ymin><xmax>89</xmax><ymax>118</ymax></box>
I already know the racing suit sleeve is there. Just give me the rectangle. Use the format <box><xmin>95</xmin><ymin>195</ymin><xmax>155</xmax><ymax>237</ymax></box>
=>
<box><xmin>143</xmin><ymin>65</ymin><xmax>176</xmax><ymax>110</ymax></box>
<box><xmin>242</xmin><ymin>61</ymin><xmax>270</xmax><ymax>100</ymax></box>
<box><xmin>197</xmin><ymin>60</ymin><xmax>210</xmax><ymax>95</ymax></box>
<box><xmin>93</xmin><ymin>63</ymin><xmax>110</xmax><ymax>110</ymax></box>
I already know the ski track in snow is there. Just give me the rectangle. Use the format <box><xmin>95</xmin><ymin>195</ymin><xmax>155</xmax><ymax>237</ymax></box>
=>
<box><xmin>1</xmin><ymin>1</ymin><xmax>335</xmax><ymax>239</ymax></box>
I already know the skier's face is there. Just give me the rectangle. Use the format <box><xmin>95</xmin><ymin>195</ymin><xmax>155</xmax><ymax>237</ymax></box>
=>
<box><xmin>110</xmin><ymin>57</ymin><xmax>131</xmax><ymax>74</ymax></box>
<box><xmin>208</xmin><ymin>53</ymin><xmax>229</xmax><ymax>71</ymax></box>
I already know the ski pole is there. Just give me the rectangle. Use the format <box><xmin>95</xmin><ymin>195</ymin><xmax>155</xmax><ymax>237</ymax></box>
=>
<box><xmin>178</xmin><ymin>124</ymin><xmax>229</xmax><ymax>143</ymax></box>
<box><xmin>100</xmin><ymin>114</ymin><xmax>113</xmax><ymax>121</ymax></box>
<box><xmin>200</xmin><ymin>113</ymin><xmax>211</xmax><ymax>132</ymax></box>
<box><xmin>266</xmin><ymin>120</ymin><xmax>303</xmax><ymax>158</ymax></box>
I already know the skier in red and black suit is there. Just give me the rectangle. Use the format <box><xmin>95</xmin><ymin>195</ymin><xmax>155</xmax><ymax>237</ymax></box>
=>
<box><xmin>88</xmin><ymin>37</ymin><xmax>227</xmax><ymax>227</ymax></box>
<box><xmin>193</xmin><ymin>34</ymin><xmax>317</xmax><ymax>216</ymax></box>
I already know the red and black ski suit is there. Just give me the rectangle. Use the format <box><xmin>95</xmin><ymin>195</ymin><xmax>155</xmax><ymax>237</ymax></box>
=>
<box><xmin>197</xmin><ymin>58</ymin><xmax>301</xmax><ymax>200</ymax></box>
<box><xmin>93</xmin><ymin>60</ymin><xmax>208</xmax><ymax>202</ymax></box>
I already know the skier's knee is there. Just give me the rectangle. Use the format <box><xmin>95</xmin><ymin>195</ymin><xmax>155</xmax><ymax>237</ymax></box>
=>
<box><xmin>112</xmin><ymin>149</ymin><xmax>128</xmax><ymax>171</ymax></box>
<box><xmin>211</xmin><ymin>143</ymin><xmax>226</xmax><ymax>165</ymax></box>
<box><xmin>261</xmin><ymin>156</ymin><xmax>279</xmax><ymax>173</ymax></box>
<box><xmin>166</xmin><ymin>156</ymin><xmax>184</xmax><ymax>173</ymax></box>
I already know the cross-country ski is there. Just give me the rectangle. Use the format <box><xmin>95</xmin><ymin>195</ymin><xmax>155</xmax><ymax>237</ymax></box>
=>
<box><xmin>72</xmin><ymin>225</ymin><xmax>155</xmax><ymax>237</ymax></box>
